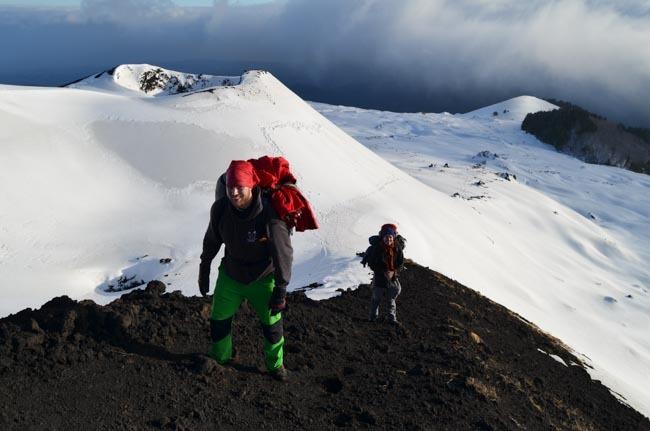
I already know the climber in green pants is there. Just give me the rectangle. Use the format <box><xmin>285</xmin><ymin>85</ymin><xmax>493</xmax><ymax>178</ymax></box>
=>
<box><xmin>209</xmin><ymin>269</ymin><xmax>284</xmax><ymax>371</ymax></box>
<box><xmin>198</xmin><ymin>160</ymin><xmax>293</xmax><ymax>381</ymax></box>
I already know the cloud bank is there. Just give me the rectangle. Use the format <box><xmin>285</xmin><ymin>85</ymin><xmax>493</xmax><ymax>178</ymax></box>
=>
<box><xmin>1</xmin><ymin>0</ymin><xmax>649</xmax><ymax>126</ymax></box>
<box><xmin>79</xmin><ymin>0</ymin><xmax>188</xmax><ymax>24</ymax></box>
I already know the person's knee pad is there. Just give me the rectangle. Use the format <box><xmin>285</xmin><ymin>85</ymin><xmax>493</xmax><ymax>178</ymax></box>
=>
<box><xmin>210</xmin><ymin>317</ymin><xmax>232</xmax><ymax>342</ymax></box>
<box><xmin>261</xmin><ymin>319</ymin><xmax>283</xmax><ymax>344</ymax></box>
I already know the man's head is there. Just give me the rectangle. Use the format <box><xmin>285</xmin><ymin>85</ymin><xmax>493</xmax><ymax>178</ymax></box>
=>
<box><xmin>225</xmin><ymin>160</ymin><xmax>259</xmax><ymax>210</ymax></box>
<box><xmin>380</xmin><ymin>223</ymin><xmax>397</xmax><ymax>246</ymax></box>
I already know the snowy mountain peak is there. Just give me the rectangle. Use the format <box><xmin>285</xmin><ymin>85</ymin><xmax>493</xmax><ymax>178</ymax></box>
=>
<box><xmin>66</xmin><ymin>64</ymin><xmax>243</xmax><ymax>96</ymax></box>
<box><xmin>463</xmin><ymin>95</ymin><xmax>558</xmax><ymax>122</ymax></box>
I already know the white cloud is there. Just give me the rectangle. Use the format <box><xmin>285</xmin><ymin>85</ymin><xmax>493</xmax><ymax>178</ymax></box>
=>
<box><xmin>79</xmin><ymin>0</ymin><xmax>191</xmax><ymax>24</ymax></box>
<box><xmin>1</xmin><ymin>0</ymin><xmax>649</xmax><ymax>125</ymax></box>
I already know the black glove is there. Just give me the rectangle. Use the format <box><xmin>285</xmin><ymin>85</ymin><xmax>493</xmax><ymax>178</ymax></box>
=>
<box><xmin>269</xmin><ymin>286</ymin><xmax>287</xmax><ymax>316</ymax></box>
<box><xmin>198</xmin><ymin>264</ymin><xmax>210</xmax><ymax>297</ymax></box>
<box><xmin>270</xmin><ymin>299</ymin><xmax>286</xmax><ymax>316</ymax></box>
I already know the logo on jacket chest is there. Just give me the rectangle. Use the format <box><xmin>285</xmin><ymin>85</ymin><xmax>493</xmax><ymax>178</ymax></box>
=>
<box><xmin>246</xmin><ymin>228</ymin><xmax>259</xmax><ymax>243</ymax></box>
<box><xmin>244</xmin><ymin>221</ymin><xmax>268</xmax><ymax>244</ymax></box>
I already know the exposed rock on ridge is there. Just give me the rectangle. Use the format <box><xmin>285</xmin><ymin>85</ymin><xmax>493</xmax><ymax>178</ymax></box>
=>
<box><xmin>1</xmin><ymin>263</ymin><xmax>648</xmax><ymax>430</ymax></box>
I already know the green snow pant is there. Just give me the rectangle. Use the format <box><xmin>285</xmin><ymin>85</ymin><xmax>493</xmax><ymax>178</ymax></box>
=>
<box><xmin>208</xmin><ymin>268</ymin><xmax>284</xmax><ymax>371</ymax></box>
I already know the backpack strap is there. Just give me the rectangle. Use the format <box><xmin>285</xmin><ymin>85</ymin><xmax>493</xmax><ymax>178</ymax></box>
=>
<box><xmin>261</xmin><ymin>193</ymin><xmax>273</xmax><ymax>244</ymax></box>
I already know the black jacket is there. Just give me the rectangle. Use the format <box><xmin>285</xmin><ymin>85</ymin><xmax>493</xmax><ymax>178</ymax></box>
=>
<box><xmin>364</xmin><ymin>240</ymin><xmax>404</xmax><ymax>289</ymax></box>
<box><xmin>199</xmin><ymin>188</ymin><xmax>293</xmax><ymax>300</ymax></box>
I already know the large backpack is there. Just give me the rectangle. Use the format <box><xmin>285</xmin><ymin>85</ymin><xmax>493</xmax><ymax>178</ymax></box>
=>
<box><xmin>361</xmin><ymin>234</ymin><xmax>406</xmax><ymax>269</ymax></box>
<box><xmin>216</xmin><ymin>156</ymin><xmax>317</xmax><ymax>232</ymax></box>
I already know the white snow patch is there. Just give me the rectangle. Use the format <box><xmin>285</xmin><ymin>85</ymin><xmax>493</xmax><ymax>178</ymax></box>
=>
<box><xmin>537</xmin><ymin>348</ymin><xmax>569</xmax><ymax>367</ymax></box>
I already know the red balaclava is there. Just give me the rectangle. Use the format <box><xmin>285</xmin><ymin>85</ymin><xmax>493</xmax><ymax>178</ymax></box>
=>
<box><xmin>226</xmin><ymin>160</ymin><xmax>259</xmax><ymax>188</ymax></box>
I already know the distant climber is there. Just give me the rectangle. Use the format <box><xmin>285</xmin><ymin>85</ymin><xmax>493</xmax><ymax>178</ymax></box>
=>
<box><xmin>361</xmin><ymin>224</ymin><xmax>405</xmax><ymax>324</ymax></box>
<box><xmin>198</xmin><ymin>157</ymin><xmax>317</xmax><ymax>381</ymax></box>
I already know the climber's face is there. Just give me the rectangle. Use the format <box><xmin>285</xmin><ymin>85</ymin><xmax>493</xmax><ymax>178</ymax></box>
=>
<box><xmin>227</xmin><ymin>185</ymin><xmax>253</xmax><ymax>210</ymax></box>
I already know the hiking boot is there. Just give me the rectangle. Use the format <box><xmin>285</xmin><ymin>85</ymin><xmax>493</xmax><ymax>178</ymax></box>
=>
<box><xmin>269</xmin><ymin>366</ymin><xmax>288</xmax><ymax>381</ymax></box>
<box><xmin>388</xmin><ymin>318</ymin><xmax>401</xmax><ymax>326</ymax></box>
<box><xmin>369</xmin><ymin>315</ymin><xmax>378</xmax><ymax>322</ymax></box>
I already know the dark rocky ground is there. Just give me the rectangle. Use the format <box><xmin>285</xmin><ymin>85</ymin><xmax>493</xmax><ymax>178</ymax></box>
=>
<box><xmin>1</xmin><ymin>261</ymin><xmax>649</xmax><ymax>430</ymax></box>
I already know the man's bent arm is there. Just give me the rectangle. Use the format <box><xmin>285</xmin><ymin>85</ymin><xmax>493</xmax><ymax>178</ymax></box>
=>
<box><xmin>268</xmin><ymin>218</ymin><xmax>293</xmax><ymax>300</ymax></box>
<box><xmin>200</xmin><ymin>201</ymin><xmax>224</xmax><ymax>272</ymax></box>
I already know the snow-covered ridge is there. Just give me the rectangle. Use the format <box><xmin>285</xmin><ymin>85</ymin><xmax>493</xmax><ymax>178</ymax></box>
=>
<box><xmin>462</xmin><ymin>95</ymin><xmax>559</xmax><ymax>122</ymax></box>
<box><xmin>66</xmin><ymin>64</ymin><xmax>243</xmax><ymax>97</ymax></box>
